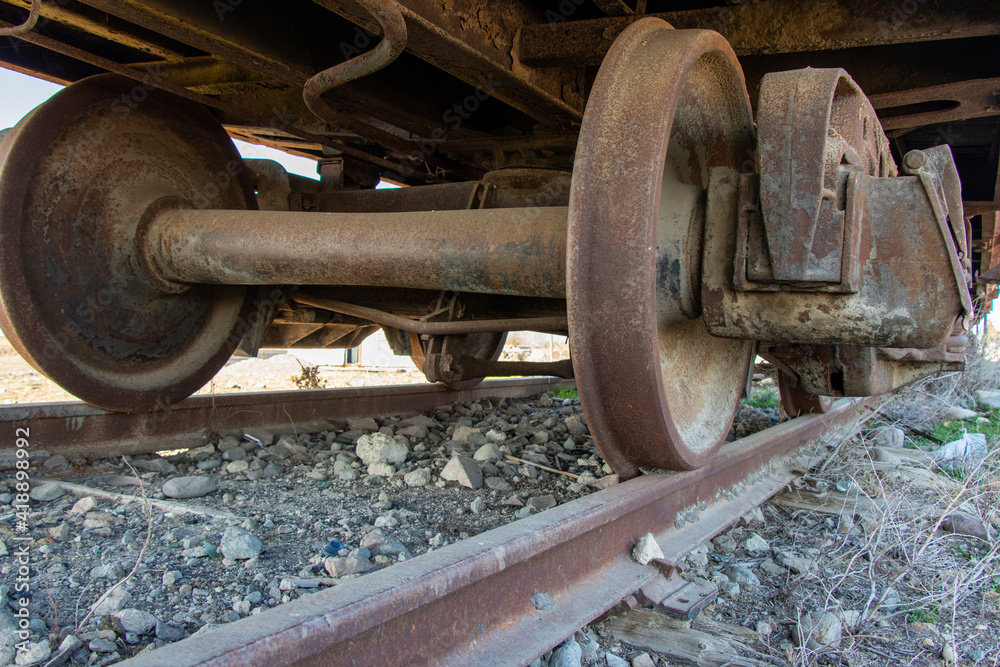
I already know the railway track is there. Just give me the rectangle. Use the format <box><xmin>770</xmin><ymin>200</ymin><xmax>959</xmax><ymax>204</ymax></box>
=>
<box><xmin>6</xmin><ymin>379</ymin><xmax>873</xmax><ymax>666</ymax></box>
<box><xmin>0</xmin><ymin>377</ymin><xmax>573</xmax><ymax>462</ymax></box>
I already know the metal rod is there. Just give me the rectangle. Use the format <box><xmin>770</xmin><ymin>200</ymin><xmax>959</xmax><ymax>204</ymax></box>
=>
<box><xmin>143</xmin><ymin>206</ymin><xmax>569</xmax><ymax>298</ymax></box>
<box><xmin>0</xmin><ymin>0</ymin><xmax>40</xmax><ymax>36</ymax></box>
<box><xmin>292</xmin><ymin>294</ymin><xmax>568</xmax><ymax>334</ymax></box>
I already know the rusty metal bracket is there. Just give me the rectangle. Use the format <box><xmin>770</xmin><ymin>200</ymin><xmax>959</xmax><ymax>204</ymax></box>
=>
<box><xmin>754</xmin><ymin>68</ymin><xmax>895</xmax><ymax>285</ymax></box>
<box><xmin>634</xmin><ymin>573</ymin><xmax>718</xmax><ymax>621</ymax></box>
<box><xmin>901</xmin><ymin>146</ymin><xmax>975</xmax><ymax>327</ymax></box>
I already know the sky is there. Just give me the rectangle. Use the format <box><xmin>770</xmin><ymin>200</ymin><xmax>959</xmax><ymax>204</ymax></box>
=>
<box><xmin>0</xmin><ymin>67</ymin><xmax>322</xmax><ymax>179</ymax></box>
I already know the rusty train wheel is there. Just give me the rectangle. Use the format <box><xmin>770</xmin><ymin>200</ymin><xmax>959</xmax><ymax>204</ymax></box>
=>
<box><xmin>0</xmin><ymin>75</ymin><xmax>254</xmax><ymax>412</ymax></box>
<box><xmin>409</xmin><ymin>331</ymin><xmax>507</xmax><ymax>389</ymax></box>
<box><xmin>777</xmin><ymin>373</ymin><xmax>834</xmax><ymax>417</ymax></box>
<box><xmin>567</xmin><ymin>20</ymin><xmax>756</xmax><ymax>475</ymax></box>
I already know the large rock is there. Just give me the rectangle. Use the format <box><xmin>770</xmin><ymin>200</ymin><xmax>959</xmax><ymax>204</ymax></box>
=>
<box><xmin>933</xmin><ymin>432</ymin><xmax>988</xmax><ymax>472</ymax></box>
<box><xmin>14</xmin><ymin>640</ymin><xmax>50</xmax><ymax>666</ymax></box>
<box><xmin>324</xmin><ymin>556</ymin><xmax>374</xmax><ymax>577</ymax></box>
<box><xmin>943</xmin><ymin>406</ymin><xmax>978</xmax><ymax>421</ymax></box>
<box><xmin>632</xmin><ymin>533</ymin><xmax>663</xmax><ymax>565</ymax></box>
<box><xmin>360</xmin><ymin>529</ymin><xmax>411</xmax><ymax>558</ymax></box>
<box><xmin>220</xmin><ymin>526</ymin><xmax>263</xmax><ymax>560</ymax></box>
<box><xmin>162</xmin><ymin>476</ymin><xmax>217</xmax><ymax>499</ymax></box>
<box><xmin>356</xmin><ymin>433</ymin><xmax>409</xmax><ymax>466</ymax></box>
<box><xmin>975</xmin><ymin>389</ymin><xmax>1000</xmax><ymax>410</ymax></box>
<box><xmin>550</xmin><ymin>639</ymin><xmax>582</xmax><ymax>667</ymax></box>
<box><xmin>403</xmin><ymin>468</ymin><xmax>431</xmax><ymax>487</ymax></box>
<box><xmin>113</xmin><ymin>609</ymin><xmax>157</xmax><ymax>635</ymax></box>
<box><xmin>874</xmin><ymin>426</ymin><xmax>905</xmax><ymax>449</ymax></box>
<box><xmin>473</xmin><ymin>443</ymin><xmax>502</xmax><ymax>462</ymax></box>
<box><xmin>796</xmin><ymin>612</ymin><xmax>842</xmax><ymax>651</ymax></box>
<box><xmin>440</xmin><ymin>455</ymin><xmax>483</xmax><ymax>489</ymax></box>
<box><xmin>29</xmin><ymin>483</ymin><xmax>65</xmax><ymax>502</ymax></box>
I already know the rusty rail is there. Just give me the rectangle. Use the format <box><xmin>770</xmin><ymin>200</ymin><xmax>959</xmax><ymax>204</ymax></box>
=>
<box><xmin>0</xmin><ymin>377</ymin><xmax>571</xmax><ymax>462</ymax></box>
<box><xmin>118</xmin><ymin>397</ymin><xmax>874</xmax><ymax>666</ymax></box>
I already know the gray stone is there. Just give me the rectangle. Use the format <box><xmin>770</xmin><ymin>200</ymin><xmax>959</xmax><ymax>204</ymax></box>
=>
<box><xmin>943</xmin><ymin>406</ymin><xmax>978</xmax><ymax>421</ymax></box>
<box><xmin>162</xmin><ymin>570</ymin><xmax>183</xmax><ymax>586</ymax></box>
<box><xmin>14</xmin><ymin>640</ymin><xmax>50</xmax><ymax>666</ymax></box>
<box><xmin>874</xmin><ymin>426</ymin><xmax>906</xmax><ymax>449</ymax></box>
<box><xmin>130</xmin><ymin>457</ymin><xmax>176</xmax><ymax>474</ymax></box>
<box><xmin>723</xmin><ymin>564</ymin><xmax>760</xmax><ymax>587</ymax></box>
<box><xmin>485</xmin><ymin>476</ymin><xmax>512</xmax><ymax>491</ymax></box>
<box><xmin>29</xmin><ymin>482</ymin><xmax>65</xmax><ymax>502</ymax></box>
<box><xmin>403</xmin><ymin>468</ymin><xmax>431</xmax><ymax>487</ymax></box>
<box><xmin>263</xmin><ymin>463</ymin><xmax>283</xmax><ymax>478</ymax></box>
<box><xmin>632</xmin><ymin>533</ymin><xmax>663</xmax><ymax>565</ymax></box>
<box><xmin>473</xmin><ymin>443</ymin><xmax>502</xmax><ymax>462</ymax></box>
<box><xmin>975</xmin><ymin>389</ymin><xmax>1000</xmax><ymax>410</ymax></box>
<box><xmin>401</xmin><ymin>415</ymin><xmax>436</xmax><ymax>427</ymax></box>
<box><xmin>186</xmin><ymin>444</ymin><xmax>216</xmax><ymax>461</ymax></box>
<box><xmin>198</xmin><ymin>459</ymin><xmax>222</xmax><ymax>470</ymax></box>
<box><xmin>712</xmin><ymin>534</ymin><xmax>737</xmax><ymax>555</ymax></box>
<box><xmin>796</xmin><ymin>612</ymin><xmax>842</xmax><ymax>651</ymax></box>
<box><xmin>368</xmin><ymin>461</ymin><xmax>397</xmax><ymax>478</ymax></box>
<box><xmin>485</xmin><ymin>429</ymin><xmax>507</xmax><ymax>443</ymax></box>
<box><xmin>220</xmin><ymin>526</ymin><xmax>263</xmax><ymax>560</ymax></box>
<box><xmin>452</xmin><ymin>426</ymin><xmax>480</xmax><ymax>444</ymax></box>
<box><xmin>745</xmin><ymin>533</ymin><xmax>769</xmax><ymax>553</ymax></box>
<box><xmin>42</xmin><ymin>454</ymin><xmax>71</xmax><ymax>473</ymax></box>
<box><xmin>89</xmin><ymin>638</ymin><xmax>117</xmax><ymax>653</ymax></box>
<box><xmin>347</xmin><ymin>417</ymin><xmax>379</xmax><ymax>432</ymax></box>
<box><xmin>530</xmin><ymin>430</ymin><xmax>550</xmax><ymax>445</ymax></box>
<box><xmin>933</xmin><ymin>432</ymin><xmax>989</xmax><ymax>472</ymax></box>
<box><xmin>776</xmin><ymin>551</ymin><xmax>814</xmax><ymax>574</ymax></box>
<box><xmin>162</xmin><ymin>476</ymin><xmax>217</xmax><ymax>499</ymax></box>
<box><xmin>226</xmin><ymin>460</ymin><xmax>250</xmax><ymax>474</ymax></box>
<box><xmin>440</xmin><ymin>455</ymin><xmax>483</xmax><ymax>489</ymax></box>
<box><xmin>605</xmin><ymin>653</ymin><xmax>629</xmax><ymax>667</ymax></box>
<box><xmin>356</xmin><ymin>433</ymin><xmax>409</xmax><ymax>466</ymax></box>
<box><xmin>880</xmin><ymin>586</ymin><xmax>902</xmax><ymax>611</ymax></box>
<box><xmin>564</xmin><ymin>415</ymin><xmax>588</xmax><ymax>436</ymax></box>
<box><xmin>470</xmin><ymin>497</ymin><xmax>485</xmax><ymax>514</ymax></box>
<box><xmin>940</xmin><ymin>512</ymin><xmax>993</xmax><ymax>540</ymax></box>
<box><xmin>217</xmin><ymin>436</ymin><xmax>241</xmax><ymax>452</ymax></box>
<box><xmin>155</xmin><ymin>621</ymin><xmax>184</xmax><ymax>642</ymax></box>
<box><xmin>222</xmin><ymin>447</ymin><xmax>247</xmax><ymax>462</ymax></box>
<box><xmin>92</xmin><ymin>587</ymin><xmax>130</xmax><ymax>615</ymax></box>
<box><xmin>873</xmin><ymin>447</ymin><xmax>902</xmax><ymax>464</ymax></box>
<box><xmin>360</xmin><ymin>529</ymin><xmax>411</xmax><ymax>558</ymax></box>
<box><xmin>324</xmin><ymin>556</ymin><xmax>373</xmax><ymax>577</ymax></box>
<box><xmin>279</xmin><ymin>578</ymin><xmax>320</xmax><ymax>590</ymax></box>
<box><xmin>48</xmin><ymin>523</ymin><xmax>71</xmax><ymax>542</ymax></box>
<box><xmin>631</xmin><ymin>652</ymin><xmax>655</xmax><ymax>667</ymax></box>
<box><xmin>550</xmin><ymin>639</ymin><xmax>582</xmax><ymax>667</ymax></box>
<box><xmin>113</xmin><ymin>609</ymin><xmax>157</xmax><ymax>635</ymax></box>
<box><xmin>527</xmin><ymin>495</ymin><xmax>556</xmax><ymax>512</ymax></box>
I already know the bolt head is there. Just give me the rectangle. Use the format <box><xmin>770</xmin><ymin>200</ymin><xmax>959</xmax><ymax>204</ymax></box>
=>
<box><xmin>904</xmin><ymin>151</ymin><xmax>927</xmax><ymax>170</ymax></box>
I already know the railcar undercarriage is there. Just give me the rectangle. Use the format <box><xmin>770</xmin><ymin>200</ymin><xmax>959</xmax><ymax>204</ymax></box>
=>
<box><xmin>0</xmin><ymin>0</ymin><xmax>998</xmax><ymax>477</ymax></box>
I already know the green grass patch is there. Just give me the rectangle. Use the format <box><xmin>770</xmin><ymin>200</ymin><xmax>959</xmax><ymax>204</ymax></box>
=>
<box><xmin>744</xmin><ymin>389</ymin><xmax>779</xmax><ymax>410</ymax></box>
<box><xmin>552</xmin><ymin>386</ymin><xmax>579</xmax><ymax>400</ymax></box>
<box><xmin>907</xmin><ymin>605</ymin><xmax>940</xmax><ymax>624</ymax></box>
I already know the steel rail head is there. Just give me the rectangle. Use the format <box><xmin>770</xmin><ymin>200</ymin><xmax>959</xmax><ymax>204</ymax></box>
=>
<box><xmin>114</xmin><ymin>397</ymin><xmax>874</xmax><ymax>667</ymax></box>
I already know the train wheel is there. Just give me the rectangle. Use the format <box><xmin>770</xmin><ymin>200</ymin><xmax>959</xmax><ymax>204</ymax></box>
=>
<box><xmin>777</xmin><ymin>373</ymin><xmax>834</xmax><ymax>417</ymax></box>
<box><xmin>567</xmin><ymin>20</ymin><xmax>755</xmax><ymax>475</ymax></box>
<box><xmin>0</xmin><ymin>75</ymin><xmax>254</xmax><ymax>412</ymax></box>
<box><xmin>409</xmin><ymin>332</ymin><xmax>507</xmax><ymax>389</ymax></box>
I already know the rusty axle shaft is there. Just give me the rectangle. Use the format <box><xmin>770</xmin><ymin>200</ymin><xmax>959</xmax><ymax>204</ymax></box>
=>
<box><xmin>142</xmin><ymin>205</ymin><xmax>569</xmax><ymax>299</ymax></box>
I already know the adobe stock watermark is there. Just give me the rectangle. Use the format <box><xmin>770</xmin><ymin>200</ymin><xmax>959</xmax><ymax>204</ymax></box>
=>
<box><xmin>10</xmin><ymin>425</ymin><xmax>35</xmax><ymax>661</ymax></box>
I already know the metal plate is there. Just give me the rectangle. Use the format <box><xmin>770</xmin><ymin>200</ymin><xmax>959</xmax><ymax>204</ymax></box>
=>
<box><xmin>567</xmin><ymin>20</ymin><xmax>755</xmax><ymax>475</ymax></box>
<box><xmin>776</xmin><ymin>372</ymin><xmax>834</xmax><ymax>417</ymax></box>
<box><xmin>0</xmin><ymin>75</ymin><xmax>253</xmax><ymax>412</ymax></box>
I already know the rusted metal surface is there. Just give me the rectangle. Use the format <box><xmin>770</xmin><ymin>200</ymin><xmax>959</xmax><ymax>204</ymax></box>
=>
<box><xmin>0</xmin><ymin>74</ymin><xmax>253</xmax><ymax>413</ymax></box>
<box><xmin>292</xmin><ymin>294</ymin><xmax>567</xmax><ymax>335</ymax></box>
<box><xmin>517</xmin><ymin>0</ymin><xmax>1000</xmax><ymax>67</ymax></box>
<box><xmin>143</xmin><ymin>205</ymin><xmax>569</xmax><ymax>298</ymax></box>
<box><xmin>776</xmin><ymin>372</ymin><xmax>834</xmax><ymax>418</ymax></box>
<box><xmin>567</xmin><ymin>20</ymin><xmax>754</xmax><ymax>476</ymax></box>
<box><xmin>0</xmin><ymin>0</ymin><xmax>38</xmax><ymax>36</ymax></box>
<box><xmin>870</xmin><ymin>77</ymin><xmax>1000</xmax><ymax>131</ymax></box>
<box><xmin>754</xmin><ymin>68</ymin><xmax>895</xmax><ymax>285</ymax></box>
<box><xmin>0</xmin><ymin>378</ymin><xmax>571</xmax><ymax>463</ymax></box>
<box><xmin>118</xmin><ymin>396</ymin><xmax>873</xmax><ymax>667</ymax></box>
<box><xmin>302</xmin><ymin>1</ymin><xmax>416</xmax><ymax>159</ymax></box>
